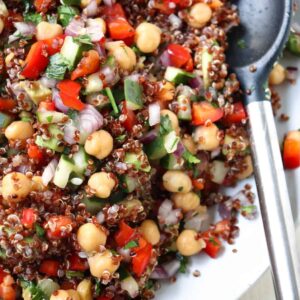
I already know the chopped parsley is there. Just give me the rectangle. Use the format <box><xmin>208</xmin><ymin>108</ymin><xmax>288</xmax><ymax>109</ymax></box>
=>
<box><xmin>35</xmin><ymin>224</ymin><xmax>45</xmax><ymax>238</ymax></box>
<box><xmin>46</xmin><ymin>53</ymin><xmax>70</xmax><ymax>80</ymax></box>
<box><xmin>159</xmin><ymin>115</ymin><xmax>173</xmax><ymax>135</ymax></box>
<box><xmin>209</xmin><ymin>237</ymin><xmax>219</xmax><ymax>246</ymax></box>
<box><xmin>66</xmin><ymin>270</ymin><xmax>84</xmax><ymax>279</ymax></box>
<box><xmin>183</xmin><ymin>150</ymin><xmax>201</xmax><ymax>164</ymax></box>
<box><xmin>20</xmin><ymin>280</ymin><xmax>47</xmax><ymax>300</ymax></box>
<box><xmin>124</xmin><ymin>240</ymin><xmax>139</xmax><ymax>250</ymax></box>
<box><xmin>73</xmin><ymin>34</ymin><xmax>93</xmax><ymax>45</ymax></box>
<box><xmin>67</xmin><ymin>109</ymin><xmax>79</xmax><ymax>120</ymax></box>
<box><xmin>24</xmin><ymin>13</ymin><xmax>42</xmax><ymax>25</ymax></box>
<box><xmin>237</xmin><ymin>39</ymin><xmax>246</xmax><ymax>49</ymax></box>
<box><xmin>176</xmin><ymin>253</ymin><xmax>188</xmax><ymax>273</ymax></box>
<box><xmin>58</xmin><ymin>5</ymin><xmax>78</xmax><ymax>27</ymax></box>
<box><xmin>94</xmin><ymin>279</ymin><xmax>101</xmax><ymax>296</ymax></box>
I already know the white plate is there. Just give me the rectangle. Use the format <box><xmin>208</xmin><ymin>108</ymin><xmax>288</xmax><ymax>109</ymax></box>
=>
<box><xmin>155</xmin><ymin>53</ymin><xmax>300</xmax><ymax>300</ymax></box>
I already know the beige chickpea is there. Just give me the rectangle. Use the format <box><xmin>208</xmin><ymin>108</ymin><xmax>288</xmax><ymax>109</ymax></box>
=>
<box><xmin>86</xmin><ymin>18</ymin><xmax>106</xmax><ymax>34</ymax></box>
<box><xmin>140</xmin><ymin>220</ymin><xmax>160</xmax><ymax>245</ymax></box>
<box><xmin>88</xmin><ymin>172</ymin><xmax>115</xmax><ymax>198</ymax></box>
<box><xmin>81</xmin><ymin>0</ymin><xmax>101</xmax><ymax>8</ymax></box>
<box><xmin>50</xmin><ymin>290</ymin><xmax>70</xmax><ymax>300</ymax></box>
<box><xmin>31</xmin><ymin>176</ymin><xmax>46</xmax><ymax>192</ymax></box>
<box><xmin>0</xmin><ymin>18</ymin><xmax>4</xmax><ymax>35</ymax></box>
<box><xmin>176</xmin><ymin>229</ymin><xmax>206</xmax><ymax>256</ymax></box>
<box><xmin>182</xmin><ymin>134</ymin><xmax>197</xmax><ymax>155</ymax></box>
<box><xmin>66</xmin><ymin>290</ymin><xmax>81</xmax><ymax>300</ymax></box>
<box><xmin>193</xmin><ymin>123</ymin><xmax>220</xmax><ymax>151</ymax></box>
<box><xmin>187</xmin><ymin>3</ymin><xmax>212</xmax><ymax>28</ymax></box>
<box><xmin>111</xmin><ymin>45</ymin><xmax>137</xmax><ymax>71</ymax></box>
<box><xmin>0</xmin><ymin>1</ymin><xmax>8</xmax><ymax>17</ymax></box>
<box><xmin>236</xmin><ymin>155</ymin><xmax>253</xmax><ymax>180</ymax></box>
<box><xmin>36</xmin><ymin>22</ymin><xmax>63</xmax><ymax>41</ymax></box>
<box><xmin>77</xmin><ymin>279</ymin><xmax>92</xmax><ymax>300</ymax></box>
<box><xmin>5</xmin><ymin>121</ymin><xmax>33</xmax><ymax>141</ymax></box>
<box><xmin>85</xmin><ymin>130</ymin><xmax>113</xmax><ymax>160</ymax></box>
<box><xmin>2</xmin><ymin>172</ymin><xmax>32</xmax><ymax>203</ymax></box>
<box><xmin>163</xmin><ymin>170</ymin><xmax>192</xmax><ymax>193</ymax></box>
<box><xmin>120</xmin><ymin>198</ymin><xmax>143</xmax><ymax>216</ymax></box>
<box><xmin>88</xmin><ymin>250</ymin><xmax>120</xmax><ymax>278</ymax></box>
<box><xmin>77</xmin><ymin>223</ymin><xmax>107</xmax><ymax>252</ymax></box>
<box><xmin>160</xmin><ymin>109</ymin><xmax>179</xmax><ymax>134</ymax></box>
<box><xmin>171</xmin><ymin>192</ymin><xmax>200</xmax><ymax>212</ymax></box>
<box><xmin>269</xmin><ymin>63</ymin><xmax>286</xmax><ymax>85</ymax></box>
<box><xmin>210</xmin><ymin>160</ymin><xmax>229</xmax><ymax>184</ymax></box>
<box><xmin>135</xmin><ymin>22</ymin><xmax>161</xmax><ymax>53</ymax></box>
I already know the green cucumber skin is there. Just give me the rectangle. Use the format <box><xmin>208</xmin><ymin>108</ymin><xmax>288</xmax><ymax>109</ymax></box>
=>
<box><xmin>124</xmin><ymin>152</ymin><xmax>151</xmax><ymax>172</ymax></box>
<box><xmin>0</xmin><ymin>112</ymin><xmax>13</xmax><ymax>128</ymax></box>
<box><xmin>123</xmin><ymin>175</ymin><xmax>138</xmax><ymax>193</ymax></box>
<box><xmin>35</xmin><ymin>125</ymin><xmax>64</xmax><ymax>152</ymax></box>
<box><xmin>161</xmin><ymin>154</ymin><xmax>183</xmax><ymax>170</ymax></box>
<box><xmin>124</xmin><ymin>79</ymin><xmax>144</xmax><ymax>110</ymax></box>
<box><xmin>144</xmin><ymin>136</ymin><xmax>168</xmax><ymax>160</ymax></box>
<box><xmin>61</xmin><ymin>0</ymin><xmax>81</xmax><ymax>5</ymax></box>
<box><xmin>164</xmin><ymin>67</ymin><xmax>195</xmax><ymax>85</ymax></box>
<box><xmin>37</xmin><ymin>111</ymin><xmax>68</xmax><ymax>124</ymax></box>
<box><xmin>53</xmin><ymin>155</ymin><xmax>74</xmax><ymax>188</ymax></box>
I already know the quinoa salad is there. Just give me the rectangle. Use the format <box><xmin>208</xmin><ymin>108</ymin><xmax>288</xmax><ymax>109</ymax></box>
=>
<box><xmin>0</xmin><ymin>0</ymin><xmax>257</xmax><ymax>299</ymax></box>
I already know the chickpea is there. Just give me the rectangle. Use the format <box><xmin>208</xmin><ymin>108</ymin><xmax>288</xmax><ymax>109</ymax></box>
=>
<box><xmin>88</xmin><ymin>250</ymin><xmax>120</xmax><ymax>278</ymax></box>
<box><xmin>210</xmin><ymin>160</ymin><xmax>229</xmax><ymax>184</ymax></box>
<box><xmin>163</xmin><ymin>170</ymin><xmax>192</xmax><ymax>193</ymax></box>
<box><xmin>193</xmin><ymin>124</ymin><xmax>220</xmax><ymax>151</ymax></box>
<box><xmin>160</xmin><ymin>109</ymin><xmax>180</xmax><ymax>135</ymax></box>
<box><xmin>120</xmin><ymin>198</ymin><xmax>143</xmax><ymax>216</ymax></box>
<box><xmin>77</xmin><ymin>223</ymin><xmax>107</xmax><ymax>252</ymax></box>
<box><xmin>2</xmin><ymin>172</ymin><xmax>31</xmax><ymax>203</ymax></box>
<box><xmin>135</xmin><ymin>22</ymin><xmax>161</xmax><ymax>53</ymax></box>
<box><xmin>111</xmin><ymin>45</ymin><xmax>137</xmax><ymax>71</ymax></box>
<box><xmin>86</xmin><ymin>18</ymin><xmax>106</xmax><ymax>34</ymax></box>
<box><xmin>182</xmin><ymin>134</ymin><xmax>197</xmax><ymax>155</ymax></box>
<box><xmin>176</xmin><ymin>229</ymin><xmax>206</xmax><ymax>256</ymax></box>
<box><xmin>67</xmin><ymin>290</ymin><xmax>81</xmax><ymax>300</ymax></box>
<box><xmin>77</xmin><ymin>279</ymin><xmax>92</xmax><ymax>300</ymax></box>
<box><xmin>88</xmin><ymin>172</ymin><xmax>115</xmax><ymax>198</ymax></box>
<box><xmin>187</xmin><ymin>3</ymin><xmax>212</xmax><ymax>29</ymax></box>
<box><xmin>269</xmin><ymin>63</ymin><xmax>286</xmax><ymax>85</ymax></box>
<box><xmin>0</xmin><ymin>1</ymin><xmax>8</xmax><ymax>17</ymax></box>
<box><xmin>36</xmin><ymin>22</ymin><xmax>63</xmax><ymax>41</ymax></box>
<box><xmin>85</xmin><ymin>130</ymin><xmax>113</xmax><ymax>160</ymax></box>
<box><xmin>31</xmin><ymin>176</ymin><xmax>46</xmax><ymax>192</ymax></box>
<box><xmin>0</xmin><ymin>18</ymin><xmax>4</xmax><ymax>35</ymax></box>
<box><xmin>81</xmin><ymin>0</ymin><xmax>101</xmax><ymax>8</ymax></box>
<box><xmin>171</xmin><ymin>192</ymin><xmax>200</xmax><ymax>212</ymax></box>
<box><xmin>236</xmin><ymin>155</ymin><xmax>254</xmax><ymax>180</ymax></box>
<box><xmin>140</xmin><ymin>220</ymin><xmax>160</xmax><ymax>245</ymax></box>
<box><xmin>105</xmin><ymin>41</ymin><xmax>124</xmax><ymax>52</ymax></box>
<box><xmin>5</xmin><ymin>121</ymin><xmax>33</xmax><ymax>141</ymax></box>
<box><xmin>50</xmin><ymin>290</ymin><xmax>70</xmax><ymax>300</ymax></box>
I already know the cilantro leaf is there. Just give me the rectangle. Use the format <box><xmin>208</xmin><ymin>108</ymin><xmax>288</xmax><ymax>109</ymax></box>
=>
<box><xmin>66</xmin><ymin>270</ymin><xmax>84</xmax><ymax>279</ymax></box>
<box><xmin>73</xmin><ymin>34</ymin><xmax>93</xmax><ymax>45</ymax></box>
<box><xmin>176</xmin><ymin>254</ymin><xmax>188</xmax><ymax>274</ymax></box>
<box><xmin>159</xmin><ymin>115</ymin><xmax>173</xmax><ymax>135</ymax></box>
<box><xmin>20</xmin><ymin>280</ymin><xmax>47</xmax><ymax>300</ymax></box>
<box><xmin>67</xmin><ymin>109</ymin><xmax>78</xmax><ymax>120</ymax></box>
<box><xmin>94</xmin><ymin>279</ymin><xmax>101</xmax><ymax>296</ymax></box>
<box><xmin>46</xmin><ymin>53</ymin><xmax>70</xmax><ymax>80</ymax></box>
<box><xmin>24</xmin><ymin>13</ymin><xmax>42</xmax><ymax>25</ymax></box>
<box><xmin>58</xmin><ymin>5</ymin><xmax>78</xmax><ymax>27</ymax></box>
<box><xmin>35</xmin><ymin>224</ymin><xmax>45</xmax><ymax>238</ymax></box>
<box><xmin>182</xmin><ymin>150</ymin><xmax>201</xmax><ymax>164</ymax></box>
<box><xmin>124</xmin><ymin>240</ymin><xmax>139</xmax><ymax>249</ymax></box>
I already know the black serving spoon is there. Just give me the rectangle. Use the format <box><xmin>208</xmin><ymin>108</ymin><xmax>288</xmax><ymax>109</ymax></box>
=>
<box><xmin>226</xmin><ymin>0</ymin><xmax>300</xmax><ymax>298</ymax></box>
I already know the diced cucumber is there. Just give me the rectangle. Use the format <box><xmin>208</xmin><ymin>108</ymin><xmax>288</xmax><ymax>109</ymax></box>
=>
<box><xmin>86</xmin><ymin>93</ymin><xmax>110</xmax><ymax>109</ymax></box>
<box><xmin>164</xmin><ymin>67</ymin><xmax>195</xmax><ymax>85</ymax></box>
<box><xmin>35</xmin><ymin>125</ymin><xmax>64</xmax><ymax>152</ymax></box>
<box><xmin>177</xmin><ymin>94</ymin><xmax>192</xmax><ymax>120</ymax></box>
<box><xmin>163</xmin><ymin>131</ymin><xmax>179</xmax><ymax>154</ymax></box>
<box><xmin>161</xmin><ymin>154</ymin><xmax>184</xmax><ymax>170</ymax></box>
<box><xmin>124</xmin><ymin>152</ymin><xmax>151</xmax><ymax>172</ymax></box>
<box><xmin>85</xmin><ymin>72</ymin><xmax>104</xmax><ymax>94</ymax></box>
<box><xmin>120</xmin><ymin>275</ymin><xmax>139</xmax><ymax>299</ymax></box>
<box><xmin>20</xmin><ymin>81</ymin><xmax>52</xmax><ymax>105</ymax></box>
<box><xmin>72</xmin><ymin>146</ymin><xmax>89</xmax><ymax>173</ymax></box>
<box><xmin>122</xmin><ymin>175</ymin><xmax>138</xmax><ymax>193</ymax></box>
<box><xmin>60</xmin><ymin>36</ymin><xmax>85</xmax><ymax>70</ymax></box>
<box><xmin>37</xmin><ymin>279</ymin><xmax>60</xmax><ymax>298</ymax></box>
<box><xmin>61</xmin><ymin>0</ymin><xmax>80</xmax><ymax>5</ymax></box>
<box><xmin>58</xmin><ymin>5</ymin><xmax>79</xmax><ymax>27</ymax></box>
<box><xmin>287</xmin><ymin>32</ymin><xmax>300</xmax><ymax>57</ymax></box>
<box><xmin>124</xmin><ymin>78</ymin><xmax>143</xmax><ymax>110</ymax></box>
<box><xmin>53</xmin><ymin>154</ymin><xmax>75</xmax><ymax>188</ymax></box>
<box><xmin>0</xmin><ymin>112</ymin><xmax>13</xmax><ymax>128</ymax></box>
<box><xmin>202</xmin><ymin>50</ymin><xmax>213</xmax><ymax>89</ymax></box>
<box><xmin>144</xmin><ymin>136</ymin><xmax>168</xmax><ymax>160</ymax></box>
<box><xmin>37</xmin><ymin>111</ymin><xmax>68</xmax><ymax>124</ymax></box>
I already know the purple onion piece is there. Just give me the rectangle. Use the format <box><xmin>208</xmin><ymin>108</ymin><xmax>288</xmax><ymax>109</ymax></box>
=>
<box><xmin>150</xmin><ymin>266</ymin><xmax>169</xmax><ymax>280</ymax></box>
<box><xmin>52</xmin><ymin>89</ymin><xmax>69</xmax><ymax>113</ymax></box>
<box><xmin>65</xmin><ymin>18</ymin><xmax>85</xmax><ymax>37</ymax></box>
<box><xmin>286</xmin><ymin>66</ymin><xmax>298</xmax><ymax>82</ymax></box>
<box><xmin>160</xmin><ymin>50</ymin><xmax>171</xmax><ymax>67</ymax></box>
<box><xmin>173</xmin><ymin>141</ymin><xmax>185</xmax><ymax>158</ymax></box>
<box><xmin>83</xmin><ymin>0</ymin><xmax>98</xmax><ymax>17</ymax></box>
<box><xmin>139</xmin><ymin>129</ymin><xmax>158</xmax><ymax>144</ymax></box>
<box><xmin>188</xmin><ymin>76</ymin><xmax>204</xmax><ymax>89</ymax></box>
<box><xmin>150</xmin><ymin>260</ymin><xmax>181</xmax><ymax>279</ymax></box>
<box><xmin>218</xmin><ymin>200</ymin><xmax>233</xmax><ymax>220</ymax></box>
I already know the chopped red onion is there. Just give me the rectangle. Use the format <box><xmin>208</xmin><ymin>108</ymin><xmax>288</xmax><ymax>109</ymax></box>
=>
<box><xmin>101</xmin><ymin>65</ymin><xmax>120</xmax><ymax>86</ymax></box>
<box><xmin>83</xmin><ymin>0</ymin><xmax>98</xmax><ymax>17</ymax></box>
<box><xmin>211</xmin><ymin>147</ymin><xmax>221</xmax><ymax>159</ymax></box>
<box><xmin>188</xmin><ymin>76</ymin><xmax>204</xmax><ymax>89</ymax></box>
<box><xmin>65</xmin><ymin>18</ymin><xmax>85</xmax><ymax>37</ymax></box>
<box><xmin>9</xmin><ymin>22</ymin><xmax>36</xmax><ymax>43</ymax></box>
<box><xmin>158</xmin><ymin>200</ymin><xmax>182</xmax><ymax>227</ymax></box>
<box><xmin>40</xmin><ymin>77</ymin><xmax>57</xmax><ymax>89</ymax></box>
<box><xmin>148</xmin><ymin>102</ymin><xmax>161</xmax><ymax>126</ymax></box>
<box><xmin>64</xmin><ymin>122</ymin><xmax>78</xmax><ymax>145</ymax></box>
<box><xmin>173</xmin><ymin>141</ymin><xmax>185</xmax><ymax>158</ymax></box>
<box><xmin>218</xmin><ymin>200</ymin><xmax>233</xmax><ymax>220</ymax></box>
<box><xmin>96</xmin><ymin>211</ymin><xmax>105</xmax><ymax>224</ymax></box>
<box><xmin>168</xmin><ymin>14</ymin><xmax>182</xmax><ymax>30</ymax></box>
<box><xmin>150</xmin><ymin>260</ymin><xmax>181</xmax><ymax>279</ymax></box>
<box><xmin>86</xmin><ymin>24</ymin><xmax>105</xmax><ymax>42</ymax></box>
<box><xmin>104</xmin><ymin>0</ymin><xmax>115</xmax><ymax>5</ymax></box>
<box><xmin>52</xmin><ymin>89</ymin><xmax>69</xmax><ymax>113</ymax></box>
<box><xmin>160</xmin><ymin>50</ymin><xmax>171</xmax><ymax>67</ymax></box>
<box><xmin>139</xmin><ymin>129</ymin><xmax>158</xmax><ymax>144</ymax></box>
<box><xmin>117</xmin><ymin>247</ymin><xmax>131</xmax><ymax>262</ymax></box>
<box><xmin>184</xmin><ymin>212</ymin><xmax>209</xmax><ymax>232</ymax></box>
<box><xmin>286</xmin><ymin>66</ymin><xmax>298</xmax><ymax>82</ymax></box>
<box><xmin>150</xmin><ymin>266</ymin><xmax>168</xmax><ymax>280</ymax></box>
<box><xmin>42</xmin><ymin>158</ymin><xmax>58</xmax><ymax>186</ymax></box>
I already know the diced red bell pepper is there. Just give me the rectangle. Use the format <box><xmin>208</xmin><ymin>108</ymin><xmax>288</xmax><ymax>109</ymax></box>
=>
<box><xmin>167</xmin><ymin>44</ymin><xmax>193</xmax><ymax>70</ymax></box>
<box><xmin>192</xmin><ymin>101</ymin><xmax>224</xmax><ymax>125</ymax></box>
<box><xmin>68</xmin><ymin>254</ymin><xmax>89</xmax><ymax>271</ymax></box>
<box><xmin>34</xmin><ymin>0</ymin><xmax>53</xmax><ymax>13</ymax></box>
<box><xmin>43</xmin><ymin>34</ymin><xmax>66</xmax><ymax>55</ymax></box>
<box><xmin>0</xmin><ymin>275</ymin><xmax>16</xmax><ymax>300</ymax></box>
<box><xmin>45</xmin><ymin>216</ymin><xmax>74</xmax><ymax>239</ymax></box>
<box><xmin>38</xmin><ymin>101</ymin><xmax>56</xmax><ymax>111</ymax></box>
<box><xmin>57</xmin><ymin>80</ymin><xmax>85</xmax><ymax>111</ymax></box>
<box><xmin>223</xmin><ymin>102</ymin><xmax>247</xmax><ymax>124</ymax></box>
<box><xmin>108</xmin><ymin>18</ymin><xmax>135</xmax><ymax>41</ymax></box>
<box><xmin>192</xmin><ymin>178</ymin><xmax>205</xmax><ymax>190</ymax></box>
<box><xmin>283</xmin><ymin>130</ymin><xmax>300</xmax><ymax>169</ymax></box>
<box><xmin>202</xmin><ymin>232</ymin><xmax>222</xmax><ymax>258</ymax></box>
<box><xmin>96</xmin><ymin>296</ymin><xmax>112</xmax><ymax>300</ymax></box>
<box><xmin>132</xmin><ymin>243</ymin><xmax>152</xmax><ymax>277</ymax></box>
<box><xmin>21</xmin><ymin>42</ymin><xmax>49</xmax><ymax>79</ymax></box>
<box><xmin>39</xmin><ymin>259</ymin><xmax>60</xmax><ymax>276</ymax></box>
<box><xmin>71</xmin><ymin>50</ymin><xmax>101</xmax><ymax>81</ymax></box>
<box><xmin>102</xmin><ymin>3</ymin><xmax>126</xmax><ymax>21</ymax></box>
<box><xmin>21</xmin><ymin>208</ymin><xmax>37</xmax><ymax>229</ymax></box>
<box><xmin>27</xmin><ymin>144</ymin><xmax>43</xmax><ymax>160</ymax></box>
<box><xmin>114</xmin><ymin>220</ymin><xmax>136</xmax><ymax>247</ymax></box>
<box><xmin>152</xmin><ymin>0</ymin><xmax>176</xmax><ymax>15</ymax></box>
<box><xmin>0</xmin><ymin>269</ymin><xmax>9</xmax><ymax>284</ymax></box>
<box><xmin>121</xmin><ymin>101</ymin><xmax>137</xmax><ymax>132</ymax></box>
<box><xmin>0</xmin><ymin>99</ymin><xmax>16</xmax><ymax>111</ymax></box>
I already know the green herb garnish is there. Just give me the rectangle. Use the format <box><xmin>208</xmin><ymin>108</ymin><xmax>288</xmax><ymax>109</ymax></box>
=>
<box><xmin>124</xmin><ymin>240</ymin><xmax>139</xmax><ymax>250</ymax></box>
<box><xmin>46</xmin><ymin>53</ymin><xmax>70</xmax><ymax>80</ymax></box>
<box><xmin>35</xmin><ymin>224</ymin><xmax>45</xmax><ymax>238</ymax></box>
<box><xmin>105</xmin><ymin>87</ymin><xmax>119</xmax><ymax>114</ymax></box>
<box><xmin>183</xmin><ymin>150</ymin><xmax>201</xmax><ymax>164</ymax></box>
<box><xmin>73</xmin><ymin>34</ymin><xmax>93</xmax><ymax>45</ymax></box>
<box><xmin>237</xmin><ymin>39</ymin><xmax>246</xmax><ymax>49</ymax></box>
<box><xmin>58</xmin><ymin>5</ymin><xmax>78</xmax><ymax>27</ymax></box>
<box><xmin>66</xmin><ymin>270</ymin><xmax>84</xmax><ymax>279</ymax></box>
<box><xmin>24</xmin><ymin>13</ymin><xmax>42</xmax><ymax>25</ymax></box>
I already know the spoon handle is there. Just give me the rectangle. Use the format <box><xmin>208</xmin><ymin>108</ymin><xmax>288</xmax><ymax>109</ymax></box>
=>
<box><xmin>247</xmin><ymin>100</ymin><xmax>300</xmax><ymax>299</ymax></box>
